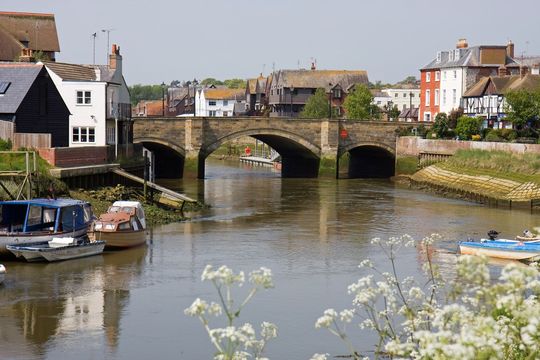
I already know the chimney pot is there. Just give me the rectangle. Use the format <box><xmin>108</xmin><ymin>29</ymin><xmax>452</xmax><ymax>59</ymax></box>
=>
<box><xmin>506</xmin><ymin>41</ymin><xmax>515</xmax><ymax>58</ymax></box>
<box><xmin>498</xmin><ymin>65</ymin><xmax>508</xmax><ymax>77</ymax></box>
<box><xmin>456</xmin><ymin>38</ymin><xmax>468</xmax><ymax>49</ymax></box>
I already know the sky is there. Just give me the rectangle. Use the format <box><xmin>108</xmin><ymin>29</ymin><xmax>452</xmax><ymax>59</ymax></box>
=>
<box><xmin>3</xmin><ymin>0</ymin><xmax>539</xmax><ymax>86</ymax></box>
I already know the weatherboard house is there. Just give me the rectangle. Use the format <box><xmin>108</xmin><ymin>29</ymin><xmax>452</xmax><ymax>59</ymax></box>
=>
<box><xmin>41</xmin><ymin>44</ymin><xmax>132</xmax><ymax>153</ymax></box>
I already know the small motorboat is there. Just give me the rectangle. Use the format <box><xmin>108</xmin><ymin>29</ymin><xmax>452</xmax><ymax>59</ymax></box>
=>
<box><xmin>6</xmin><ymin>236</ymin><xmax>105</xmax><ymax>262</ymax></box>
<box><xmin>459</xmin><ymin>240</ymin><xmax>540</xmax><ymax>262</ymax></box>
<box><xmin>0</xmin><ymin>264</ymin><xmax>5</xmax><ymax>284</ymax></box>
<box><xmin>89</xmin><ymin>201</ymin><xmax>146</xmax><ymax>249</ymax></box>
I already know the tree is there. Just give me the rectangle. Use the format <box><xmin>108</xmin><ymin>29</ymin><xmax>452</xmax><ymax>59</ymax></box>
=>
<box><xmin>432</xmin><ymin>113</ymin><xmax>449</xmax><ymax>138</ymax></box>
<box><xmin>397</xmin><ymin>76</ymin><xmax>418</xmax><ymax>85</ymax></box>
<box><xmin>386</xmin><ymin>105</ymin><xmax>401</xmax><ymax>121</ymax></box>
<box><xmin>300</xmin><ymin>88</ymin><xmax>329</xmax><ymax>118</ymax></box>
<box><xmin>455</xmin><ymin>115</ymin><xmax>482</xmax><ymax>140</ymax></box>
<box><xmin>200</xmin><ymin>78</ymin><xmax>224</xmax><ymax>87</ymax></box>
<box><xmin>128</xmin><ymin>84</ymin><xmax>165</xmax><ymax>106</ymax></box>
<box><xmin>504</xmin><ymin>89</ymin><xmax>540</xmax><ymax>130</ymax></box>
<box><xmin>223</xmin><ymin>79</ymin><xmax>246</xmax><ymax>89</ymax></box>
<box><xmin>447</xmin><ymin>108</ymin><xmax>463</xmax><ymax>130</ymax></box>
<box><xmin>343</xmin><ymin>84</ymin><xmax>376</xmax><ymax>120</ymax></box>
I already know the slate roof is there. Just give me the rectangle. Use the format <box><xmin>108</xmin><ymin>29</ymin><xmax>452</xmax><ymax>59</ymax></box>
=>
<box><xmin>0</xmin><ymin>12</ymin><xmax>60</xmax><ymax>52</ymax></box>
<box><xmin>246</xmin><ymin>79</ymin><xmax>257</xmax><ymax>93</ymax></box>
<box><xmin>0</xmin><ymin>63</ymin><xmax>42</xmax><ymax>113</ymax></box>
<box><xmin>463</xmin><ymin>74</ymin><xmax>540</xmax><ymax>97</ymax></box>
<box><xmin>43</xmin><ymin>61</ymin><xmax>97</xmax><ymax>81</ymax></box>
<box><xmin>399</xmin><ymin>107</ymin><xmax>419</xmax><ymax>119</ymax></box>
<box><xmin>274</xmin><ymin>69</ymin><xmax>368</xmax><ymax>91</ymax></box>
<box><xmin>422</xmin><ymin>46</ymin><xmax>519</xmax><ymax>70</ymax></box>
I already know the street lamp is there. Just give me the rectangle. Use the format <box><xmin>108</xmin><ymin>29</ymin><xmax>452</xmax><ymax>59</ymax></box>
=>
<box><xmin>387</xmin><ymin>100</ymin><xmax>393</xmax><ymax>121</ymax></box>
<box><xmin>161</xmin><ymin>82</ymin><xmax>166</xmax><ymax>116</ymax></box>
<box><xmin>328</xmin><ymin>83</ymin><xmax>333</xmax><ymax>119</ymax></box>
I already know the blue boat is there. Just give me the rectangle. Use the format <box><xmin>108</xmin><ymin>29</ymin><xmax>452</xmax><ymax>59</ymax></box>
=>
<box><xmin>0</xmin><ymin>199</ymin><xmax>94</xmax><ymax>255</ymax></box>
<box><xmin>459</xmin><ymin>239</ymin><xmax>540</xmax><ymax>262</ymax></box>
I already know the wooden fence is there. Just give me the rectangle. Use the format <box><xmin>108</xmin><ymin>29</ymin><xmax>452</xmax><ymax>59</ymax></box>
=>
<box><xmin>13</xmin><ymin>133</ymin><xmax>51</xmax><ymax>149</ymax></box>
<box><xmin>0</xmin><ymin>120</ymin><xmax>14</xmax><ymax>140</ymax></box>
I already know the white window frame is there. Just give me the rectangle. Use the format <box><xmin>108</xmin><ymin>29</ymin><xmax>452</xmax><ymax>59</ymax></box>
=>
<box><xmin>76</xmin><ymin>90</ymin><xmax>92</xmax><ymax>105</ymax></box>
<box><xmin>223</xmin><ymin>100</ymin><xmax>229</xmax><ymax>106</ymax></box>
<box><xmin>453</xmin><ymin>70</ymin><xmax>457</xmax><ymax>79</ymax></box>
<box><xmin>442</xmin><ymin>89</ymin><xmax>447</xmax><ymax>105</ymax></box>
<box><xmin>425</xmin><ymin>90</ymin><xmax>430</xmax><ymax>106</ymax></box>
<box><xmin>426</xmin><ymin>72</ymin><xmax>431</xmax><ymax>82</ymax></box>
<box><xmin>435</xmin><ymin>71</ymin><xmax>440</xmax><ymax>81</ymax></box>
<box><xmin>424</xmin><ymin>112</ymin><xmax>431</xmax><ymax>122</ymax></box>
<box><xmin>435</xmin><ymin>89</ymin><xmax>439</xmax><ymax>106</ymax></box>
<box><xmin>452</xmin><ymin>89</ymin><xmax>457</xmax><ymax>105</ymax></box>
<box><xmin>208</xmin><ymin>100</ymin><xmax>217</xmax><ymax>106</ymax></box>
<box><xmin>72</xmin><ymin>126</ymin><xmax>96</xmax><ymax>143</ymax></box>
<box><xmin>208</xmin><ymin>110</ymin><xmax>216</xmax><ymax>117</ymax></box>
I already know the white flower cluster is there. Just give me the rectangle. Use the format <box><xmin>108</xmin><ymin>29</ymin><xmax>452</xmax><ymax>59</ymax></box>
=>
<box><xmin>185</xmin><ymin>264</ymin><xmax>277</xmax><ymax>360</ymax></box>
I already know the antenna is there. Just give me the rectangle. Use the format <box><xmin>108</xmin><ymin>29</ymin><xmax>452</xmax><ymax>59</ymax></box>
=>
<box><xmin>272</xmin><ymin>62</ymin><xmax>275</xmax><ymax>73</ymax></box>
<box><xmin>297</xmin><ymin>60</ymin><xmax>300</xmax><ymax>69</ymax></box>
<box><xmin>91</xmin><ymin>32</ymin><xmax>97</xmax><ymax>65</ymax></box>
<box><xmin>101</xmin><ymin>28</ymin><xmax>115</xmax><ymax>62</ymax></box>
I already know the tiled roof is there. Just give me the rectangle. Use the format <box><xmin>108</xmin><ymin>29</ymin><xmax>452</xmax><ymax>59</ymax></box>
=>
<box><xmin>43</xmin><ymin>61</ymin><xmax>97</xmax><ymax>81</ymax></box>
<box><xmin>463</xmin><ymin>74</ymin><xmax>540</xmax><ymax>97</ymax></box>
<box><xmin>274</xmin><ymin>69</ymin><xmax>368</xmax><ymax>91</ymax></box>
<box><xmin>0</xmin><ymin>12</ymin><xmax>60</xmax><ymax>52</ymax></box>
<box><xmin>204</xmin><ymin>88</ymin><xmax>245</xmax><ymax>100</ymax></box>
<box><xmin>0</xmin><ymin>63</ymin><xmax>42</xmax><ymax>113</ymax></box>
<box><xmin>246</xmin><ymin>79</ymin><xmax>257</xmax><ymax>93</ymax></box>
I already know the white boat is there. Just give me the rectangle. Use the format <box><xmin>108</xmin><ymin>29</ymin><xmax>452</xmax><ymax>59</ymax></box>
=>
<box><xmin>89</xmin><ymin>201</ymin><xmax>146</xmax><ymax>249</ymax></box>
<box><xmin>6</xmin><ymin>236</ymin><xmax>105</xmax><ymax>262</ymax></box>
<box><xmin>0</xmin><ymin>199</ymin><xmax>94</xmax><ymax>256</ymax></box>
<box><xmin>0</xmin><ymin>264</ymin><xmax>5</xmax><ymax>284</ymax></box>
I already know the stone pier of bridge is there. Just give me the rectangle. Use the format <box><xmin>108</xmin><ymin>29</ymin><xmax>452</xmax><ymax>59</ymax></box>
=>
<box><xmin>133</xmin><ymin>117</ymin><xmax>413</xmax><ymax>179</ymax></box>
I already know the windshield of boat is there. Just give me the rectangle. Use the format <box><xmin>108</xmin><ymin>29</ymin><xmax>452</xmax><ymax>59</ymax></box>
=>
<box><xmin>108</xmin><ymin>206</ymin><xmax>136</xmax><ymax>215</ymax></box>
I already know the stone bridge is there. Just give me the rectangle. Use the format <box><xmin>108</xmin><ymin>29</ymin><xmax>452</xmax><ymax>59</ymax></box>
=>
<box><xmin>133</xmin><ymin>117</ymin><xmax>422</xmax><ymax>179</ymax></box>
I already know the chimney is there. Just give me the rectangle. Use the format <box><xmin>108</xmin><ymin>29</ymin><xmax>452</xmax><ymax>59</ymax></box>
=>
<box><xmin>498</xmin><ymin>65</ymin><xmax>508</xmax><ymax>77</ymax></box>
<box><xmin>520</xmin><ymin>65</ymin><xmax>529</xmax><ymax>78</ymax></box>
<box><xmin>456</xmin><ymin>38</ymin><xmax>468</xmax><ymax>49</ymax></box>
<box><xmin>109</xmin><ymin>44</ymin><xmax>122</xmax><ymax>73</ymax></box>
<box><xmin>506</xmin><ymin>41</ymin><xmax>515</xmax><ymax>58</ymax></box>
<box><xmin>19</xmin><ymin>48</ymin><xmax>35</xmax><ymax>62</ymax></box>
<box><xmin>532</xmin><ymin>64</ymin><xmax>540</xmax><ymax>75</ymax></box>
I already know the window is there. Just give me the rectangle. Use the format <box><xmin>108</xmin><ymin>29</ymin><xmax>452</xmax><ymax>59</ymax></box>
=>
<box><xmin>435</xmin><ymin>89</ymin><xmax>439</xmax><ymax>106</ymax></box>
<box><xmin>394</xmin><ymin>93</ymin><xmax>398</xmax><ymax>98</ymax></box>
<box><xmin>454</xmin><ymin>49</ymin><xmax>460</xmax><ymax>61</ymax></box>
<box><xmin>0</xmin><ymin>81</ymin><xmax>11</xmax><ymax>94</ymax></box>
<box><xmin>208</xmin><ymin>100</ymin><xmax>217</xmax><ymax>106</ymax></box>
<box><xmin>209</xmin><ymin>110</ymin><xmax>216</xmax><ymax>117</ymax></box>
<box><xmin>223</xmin><ymin>111</ymin><xmax>229</xmax><ymax>117</ymax></box>
<box><xmin>425</xmin><ymin>90</ymin><xmax>430</xmax><ymax>106</ymax></box>
<box><xmin>377</xmin><ymin>101</ymin><xmax>381</xmax><ymax>105</ymax></box>
<box><xmin>442</xmin><ymin>89</ymin><xmax>447</xmax><ymax>105</ymax></box>
<box><xmin>403</xmin><ymin>104</ymin><xmax>407</xmax><ymax>110</ymax></box>
<box><xmin>453</xmin><ymin>70</ymin><xmax>457</xmax><ymax>79</ymax></box>
<box><xmin>106</xmin><ymin>126</ymin><xmax>115</xmax><ymax>144</ymax></box>
<box><xmin>426</xmin><ymin>72</ymin><xmax>431</xmax><ymax>82</ymax></box>
<box><xmin>223</xmin><ymin>100</ymin><xmax>228</xmax><ymax>106</ymax></box>
<box><xmin>403</xmin><ymin>93</ymin><xmax>407</xmax><ymax>98</ymax></box>
<box><xmin>435</xmin><ymin>71</ymin><xmax>440</xmax><ymax>81</ymax></box>
<box><xmin>436</xmin><ymin>52</ymin><xmax>442</xmax><ymax>62</ymax></box>
<box><xmin>452</xmin><ymin>89</ymin><xmax>457</xmax><ymax>104</ymax></box>
<box><xmin>424</xmin><ymin>113</ymin><xmax>431</xmax><ymax>122</ymax></box>
<box><xmin>443</xmin><ymin>71</ymin><xmax>447</xmax><ymax>80</ymax></box>
<box><xmin>76</xmin><ymin>91</ymin><xmax>91</xmax><ymax>105</ymax></box>
<box><xmin>332</xmin><ymin>89</ymin><xmax>342</xmax><ymax>99</ymax></box>
<box><xmin>72</xmin><ymin>126</ymin><xmax>95</xmax><ymax>143</ymax></box>
<box><xmin>449</xmin><ymin>51</ymin><xmax>454</xmax><ymax>61</ymax></box>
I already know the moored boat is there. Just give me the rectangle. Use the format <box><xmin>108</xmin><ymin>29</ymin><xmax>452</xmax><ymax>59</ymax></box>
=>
<box><xmin>6</xmin><ymin>236</ymin><xmax>105</xmax><ymax>262</ymax></box>
<box><xmin>89</xmin><ymin>201</ymin><xmax>146</xmax><ymax>249</ymax></box>
<box><xmin>0</xmin><ymin>199</ymin><xmax>94</xmax><ymax>256</ymax></box>
<box><xmin>459</xmin><ymin>240</ymin><xmax>540</xmax><ymax>262</ymax></box>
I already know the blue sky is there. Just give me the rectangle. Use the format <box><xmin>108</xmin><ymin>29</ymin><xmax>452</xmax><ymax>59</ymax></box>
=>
<box><xmin>3</xmin><ymin>0</ymin><xmax>539</xmax><ymax>85</ymax></box>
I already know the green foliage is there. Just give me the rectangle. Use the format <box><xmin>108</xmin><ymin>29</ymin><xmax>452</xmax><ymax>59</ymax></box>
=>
<box><xmin>223</xmin><ymin>78</ymin><xmax>246</xmax><ymax>89</ymax></box>
<box><xmin>432</xmin><ymin>113</ymin><xmax>449</xmax><ymax>138</ymax></box>
<box><xmin>343</xmin><ymin>84</ymin><xmax>375</xmax><ymax>120</ymax></box>
<box><xmin>300</xmin><ymin>88</ymin><xmax>330</xmax><ymax>118</ymax></box>
<box><xmin>504</xmin><ymin>89</ymin><xmax>540</xmax><ymax>129</ymax></box>
<box><xmin>447</xmin><ymin>108</ymin><xmax>463</xmax><ymax>129</ymax></box>
<box><xmin>387</xmin><ymin>105</ymin><xmax>401</xmax><ymax>121</ymax></box>
<box><xmin>200</xmin><ymin>78</ymin><xmax>224</xmax><ymax>86</ymax></box>
<box><xmin>128</xmin><ymin>84</ymin><xmax>165</xmax><ymax>106</ymax></box>
<box><xmin>455</xmin><ymin>116</ymin><xmax>482</xmax><ymax>140</ymax></box>
<box><xmin>397</xmin><ymin>75</ymin><xmax>419</xmax><ymax>85</ymax></box>
<box><xmin>484</xmin><ymin>128</ymin><xmax>518</xmax><ymax>142</ymax></box>
<box><xmin>395</xmin><ymin>156</ymin><xmax>418</xmax><ymax>175</ymax></box>
<box><xmin>0</xmin><ymin>138</ymin><xmax>12</xmax><ymax>151</ymax></box>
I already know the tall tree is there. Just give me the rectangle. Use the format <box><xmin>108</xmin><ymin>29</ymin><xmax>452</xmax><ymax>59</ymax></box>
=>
<box><xmin>128</xmin><ymin>84</ymin><xmax>165</xmax><ymax>106</ymax></box>
<box><xmin>200</xmin><ymin>78</ymin><xmax>224</xmax><ymax>86</ymax></box>
<box><xmin>343</xmin><ymin>84</ymin><xmax>376</xmax><ymax>120</ymax></box>
<box><xmin>300</xmin><ymin>88</ymin><xmax>329</xmax><ymax>118</ymax></box>
<box><xmin>504</xmin><ymin>89</ymin><xmax>540</xmax><ymax>130</ymax></box>
<box><xmin>224</xmin><ymin>79</ymin><xmax>247</xmax><ymax>89</ymax></box>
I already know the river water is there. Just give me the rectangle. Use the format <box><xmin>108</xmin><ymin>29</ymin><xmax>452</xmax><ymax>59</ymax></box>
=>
<box><xmin>1</xmin><ymin>158</ymin><xmax>538</xmax><ymax>359</ymax></box>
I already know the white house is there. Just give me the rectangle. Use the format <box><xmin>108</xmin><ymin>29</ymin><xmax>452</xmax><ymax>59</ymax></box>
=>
<box><xmin>381</xmin><ymin>88</ymin><xmax>420</xmax><ymax>111</ymax></box>
<box><xmin>195</xmin><ymin>88</ymin><xmax>246</xmax><ymax>117</ymax></box>
<box><xmin>41</xmin><ymin>44</ymin><xmax>131</xmax><ymax>151</ymax></box>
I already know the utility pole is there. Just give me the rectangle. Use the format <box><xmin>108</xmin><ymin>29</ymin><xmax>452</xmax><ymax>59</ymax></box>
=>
<box><xmin>91</xmin><ymin>32</ymin><xmax>97</xmax><ymax>65</ymax></box>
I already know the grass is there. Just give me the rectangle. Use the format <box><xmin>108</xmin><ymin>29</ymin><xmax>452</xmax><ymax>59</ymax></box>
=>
<box><xmin>0</xmin><ymin>151</ymin><xmax>51</xmax><ymax>172</ymax></box>
<box><xmin>396</xmin><ymin>156</ymin><xmax>418</xmax><ymax>175</ymax></box>
<box><xmin>438</xmin><ymin>149</ymin><xmax>540</xmax><ymax>185</ymax></box>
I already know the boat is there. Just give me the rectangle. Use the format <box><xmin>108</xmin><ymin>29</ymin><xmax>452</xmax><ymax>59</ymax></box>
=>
<box><xmin>0</xmin><ymin>264</ymin><xmax>5</xmax><ymax>284</ymax></box>
<box><xmin>0</xmin><ymin>199</ymin><xmax>94</xmax><ymax>256</ymax></box>
<box><xmin>459</xmin><ymin>240</ymin><xmax>540</xmax><ymax>262</ymax></box>
<box><xmin>89</xmin><ymin>201</ymin><xmax>146</xmax><ymax>249</ymax></box>
<box><xmin>6</xmin><ymin>236</ymin><xmax>105</xmax><ymax>262</ymax></box>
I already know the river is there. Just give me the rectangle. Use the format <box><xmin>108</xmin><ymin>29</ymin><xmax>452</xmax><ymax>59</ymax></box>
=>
<box><xmin>0</xmin><ymin>158</ymin><xmax>538</xmax><ymax>359</ymax></box>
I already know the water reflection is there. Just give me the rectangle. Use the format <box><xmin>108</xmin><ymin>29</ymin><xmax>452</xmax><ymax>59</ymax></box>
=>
<box><xmin>0</xmin><ymin>245</ymin><xmax>147</xmax><ymax>359</ymax></box>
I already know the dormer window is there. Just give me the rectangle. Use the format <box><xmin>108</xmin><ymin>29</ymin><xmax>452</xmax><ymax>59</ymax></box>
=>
<box><xmin>332</xmin><ymin>88</ymin><xmax>342</xmax><ymax>99</ymax></box>
<box><xmin>436</xmin><ymin>52</ymin><xmax>442</xmax><ymax>62</ymax></box>
<box><xmin>449</xmin><ymin>51</ymin><xmax>454</xmax><ymax>61</ymax></box>
<box><xmin>454</xmin><ymin>49</ymin><xmax>460</xmax><ymax>61</ymax></box>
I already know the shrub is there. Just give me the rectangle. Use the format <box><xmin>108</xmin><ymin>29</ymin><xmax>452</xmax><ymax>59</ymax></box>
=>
<box><xmin>432</xmin><ymin>113</ymin><xmax>449</xmax><ymax>139</ymax></box>
<box><xmin>500</xmin><ymin>128</ymin><xmax>517</xmax><ymax>141</ymax></box>
<box><xmin>484</xmin><ymin>129</ymin><xmax>502</xmax><ymax>142</ymax></box>
<box><xmin>455</xmin><ymin>116</ymin><xmax>482</xmax><ymax>140</ymax></box>
<box><xmin>0</xmin><ymin>138</ymin><xmax>12</xmax><ymax>150</ymax></box>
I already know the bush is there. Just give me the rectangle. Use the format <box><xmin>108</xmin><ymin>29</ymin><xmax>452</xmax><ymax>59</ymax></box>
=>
<box><xmin>455</xmin><ymin>116</ymin><xmax>482</xmax><ymax>140</ymax></box>
<box><xmin>432</xmin><ymin>113</ymin><xmax>449</xmax><ymax>139</ymax></box>
<box><xmin>484</xmin><ymin>130</ymin><xmax>502</xmax><ymax>142</ymax></box>
<box><xmin>0</xmin><ymin>138</ymin><xmax>12</xmax><ymax>150</ymax></box>
<box><xmin>500</xmin><ymin>128</ymin><xmax>517</xmax><ymax>141</ymax></box>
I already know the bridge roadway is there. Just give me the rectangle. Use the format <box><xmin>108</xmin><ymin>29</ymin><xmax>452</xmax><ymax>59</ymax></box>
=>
<box><xmin>133</xmin><ymin>116</ymin><xmax>423</xmax><ymax>179</ymax></box>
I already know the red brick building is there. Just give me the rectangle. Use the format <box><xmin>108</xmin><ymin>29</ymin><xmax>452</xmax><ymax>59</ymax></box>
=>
<box><xmin>419</xmin><ymin>68</ymin><xmax>440</xmax><ymax>122</ymax></box>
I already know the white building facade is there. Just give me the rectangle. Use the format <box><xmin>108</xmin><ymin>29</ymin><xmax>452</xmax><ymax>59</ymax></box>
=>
<box><xmin>381</xmin><ymin>88</ymin><xmax>420</xmax><ymax>111</ymax></box>
<box><xmin>195</xmin><ymin>88</ymin><xmax>246</xmax><ymax>117</ymax></box>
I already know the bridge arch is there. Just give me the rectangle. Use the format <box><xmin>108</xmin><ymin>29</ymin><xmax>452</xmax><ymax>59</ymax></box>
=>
<box><xmin>201</xmin><ymin>129</ymin><xmax>322</xmax><ymax>178</ymax></box>
<box><xmin>135</xmin><ymin>137</ymin><xmax>186</xmax><ymax>178</ymax></box>
<box><xmin>339</xmin><ymin>141</ymin><xmax>395</xmax><ymax>178</ymax></box>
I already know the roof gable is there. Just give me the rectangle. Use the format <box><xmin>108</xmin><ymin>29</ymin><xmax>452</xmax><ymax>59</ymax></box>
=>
<box><xmin>0</xmin><ymin>63</ymin><xmax>43</xmax><ymax>113</ymax></box>
<box><xmin>275</xmin><ymin>69</ymin><xmax>368</xmax><ymax>91</ymax></box>
<box><xmin>0</xmin><ymin>12</ymin><xmax>60</xmax><ymax>52</ymax></box>
<box><xmin>43</xmin><ymin>61</ymin><xmax>97</xmax><ymax>81</ymax></box>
